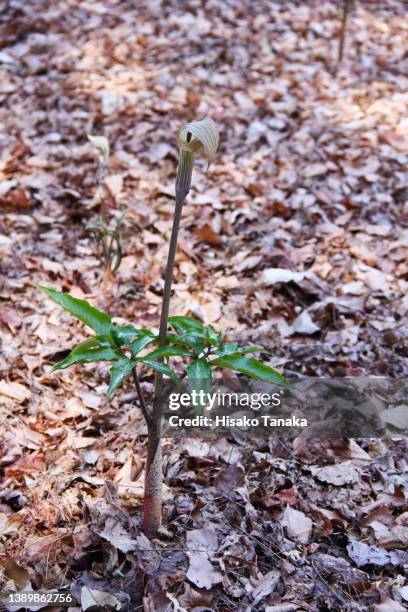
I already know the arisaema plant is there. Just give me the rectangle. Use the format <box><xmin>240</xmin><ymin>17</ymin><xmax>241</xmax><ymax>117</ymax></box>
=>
<box><xmin>38</xmin><ymin>118</ymin><xmax>287</xmax><ymax>536</ymax></box>
<box><xmin>87</xmin><ymin>135</ymin><xmax>123</xmax><ymax>276</ymax></box>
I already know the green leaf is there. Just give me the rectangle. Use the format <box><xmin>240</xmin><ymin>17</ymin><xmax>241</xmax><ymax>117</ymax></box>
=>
<box><xmin>130</xmin><ymin>334</ymin><xmax>157</xmax><ymax>357</ymax></box>
<box><xmin>168</xmin><ymin>316</ymin><xmax>205</xmax><ymax>336</ymax></box>
<box><xmin>210</xmin><ymin>355</ymin><xmax>288</xmax><ymax>386</ymax></box>
<box><xmin>52</xmin><ymin>339</ymin><xmax>120</xmax><ymax>371</ymax></box>
<box><xmin>186</xmin><ymin>359</ymin><xmax>212</xmax><ymax>411</ymax></box>
<box><xmin>214</xmin><ymin>341</ymin><xmax>239</xmax><ymax>356</ymax></box>
<box><xmin>237</xmin><ymin>346</ymin><xmax>264</xmax><ymax>354</ymax></box>
<box><xmin>205</xmin><ymin>324</ymin><xmax>223</xmax><ymax>346</ymax></box>
<box><xmin>38</xmin><ymin>286</ymin><xmax>112</xmax><ymax>336</ymax></box>
<box><xmin>215</xmin><ymin>343</ymin><xmax>264</xmax><ymax>356</ymax></box>
<box><xmin>166</xmin><ymin>332</ymin><xmax>205</xmax><ymax>355</ymax></box>
<box><xmin>143</xmin><ymin>346</ymin><xmax>192</xmax><ymax>360</ymax></box>
<box><xmin>186</xmin><ymin>359</ymin><xmax>212</xmax><ymax>381</ymax></box>
<box><xmin>111</xmin><ymin>325</ymin><xmax>140</xmax><ymax>346</ymax></box>
<box><xmin>140</xmin><ymin>359</ymin><xmax>180</xmax><ymax>381</ymax></box>
<box><xmin>108</xmin><ymin>357</ymin><xmax>135</xmax><ymax>398</ymax></box>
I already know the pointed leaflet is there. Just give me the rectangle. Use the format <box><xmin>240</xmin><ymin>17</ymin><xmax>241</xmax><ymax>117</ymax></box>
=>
<box><xmin>187</xmin><ymin>359</ymin><xmax>212</xmax><ymax>412</ymax></box>
<box><xmin>142</xmin><ymin>346</ymin><xmax>193</xmax><ymax>360</ymax></box>
<box><xmin>186</xmin><ymin>359</ymin><xmax>212</xmax><ymax>415</ymax></box>
<box><xmin>53</xmin><ymin>338</ymin><xmax>120</xmax><ymax>371</ymax></box>
<box><xmin>140</xmin><ymin>359</ymin><xmax>180</xmax><ymax>381</ymax></box>
<box><xmin>215</xmin><ymin>343</ymin><xmax>264</xmax><ymax>357</ymax></box>
<box><xmin>111</xmin><ymin>325</ymin><xmax>140</xmax><ymax>346</ymax></box>
<box><xmin>130</xmin><ymin>334</ymin><xmax>157</xmax><ymax>357</ymax></box>
<box><xmin>214</xmin><ymin>342</ymin><xmax>239</xmax><ymax>356</ymax></box>
<box><xmin>168</xmin><ymin>316</ymin><xmax>205</xmax><ymax>335</ymax></box>
<box><xmin>205</xmin><ymin>324</ymin><xmax>223</xmax><ymax>346</ymax></box>
<box><xmin>37</xmin><ymin>286</ymin><xmax>112</xmax><ymax>336</ymax></box>
<box><xmin>186</xmin><ymin>359</ymin><xmax>212</xmax><ymax>382</ymax></box>
<box><xmin>166</xmin><ymin>332</ymin><xmax>205</xmax><ymax>355</ymax></box>
<box><xmin>108</xmin><ymin>358</ymin><xmax>135</xmax><ymax>398</ymax></box>
<box><xmin>112</xmin><ymin>326</ymin><xmax>156</xmax><ymax>347</ymax></box>
<box><xmin>210</xmin><ymin>355</ymin><xmax>288</xmax><ymax>386</ymax></box>
<box><xmin>237</xmin><ymin>346</ymin><xmax>264</xmax><ymax>354</ymax></box>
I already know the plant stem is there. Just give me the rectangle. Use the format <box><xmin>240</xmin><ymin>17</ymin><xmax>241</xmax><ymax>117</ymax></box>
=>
<box><xmin>338</xmin><ymin>0</ymin><xmax>352</xmax><ymax>64</ymax></box>
<box><xmin>142</xmin><ymin>195</ymin><xmax>186</xmax><ymax>537</ymax></box>
<box><xmin>131</xmin><ymin>367</ymin><xmax>151</xmax><ymax>426</ymax></box>
<box><xmin>142</xmin><ymin>150</ymin><xmax>193</xmax><ymax>536</ymax></box>
<box><xmin>158</xmin><ymin>195</ymin><xmax>186</xmax><ymax>347</ymax></box>
<box><xmin>142</xmin><ymin>426</ymin><xmax>163</xmax><ymax>536</ymax></box>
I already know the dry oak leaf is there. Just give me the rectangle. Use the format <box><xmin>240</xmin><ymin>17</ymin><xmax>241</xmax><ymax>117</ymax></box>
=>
<box><xmin>235</xmin><ymin>255</ymin><xmax>262</xmax><ymax>272</ymax></box>
<box><xmin>281</xmin><ymin>505</ymin><xmax>313</xmax><ymax>544</ymax></box>
<box><xmin>287</xmin><ymin>311</ymin><xmax>320</xmax><ymax>336</ymax></box>
<box><xmin>252</xmin><ymin>570</ymin><xmax>280</xmax><ymax>604</ymax></box>
<box><xmin>261</xmin><ymin>485</ymin><xmax>298</xmax><ymax>509</ymax></box>
<box><xmin>4</xmin><ymin>453</ymin><xmax>45</xmax><ymax>479</ymax></box>
<box><xmin>4</xmin><ymin>555</ymin><xmax>30</xmax><ymax>589</ymax></box>
<box><xmin>1</xmin><ymin>187</ymin><xmax>30</xmax><ymax>209</ymax></box>
<box><xmin>97</xmin><ymin>518</ymin><xmax>138</xmax><ymax>553</ymax></box>
<box><xmin>24</xmin><ymin>532</ymin><xmax>69</xmax><ymax>562</ymax></box>
<box><xmin>214</xmin><ymin>465</ymin><xmax>245</xmax><ymax>498</ymax></box>
<box><xmin>186</xmin><ymin>528</ymin><xmax>222</xmax><ymax>590</ymax></box>
<box><xmin>310</xmin><ymin>505</ymin><xmax>348</xmax><ymax>536</ymax></box>
<box><xmin>370</xmin><ymin>521</ymin><xmax>408</xmax><ymax>548</ymax></box>
<box><xmin>0</xmin><ymin>306</ymin><xmax>22</xmax><ymax>329</ymax></box>
<box><xmin>61</xmin><ymin>397</ymin><xmax>92</xmax><ymax>420</ymax></box>
<box><xmin>195</xmin><ymin>223</ymin><xmax>222</xmax><ymax>246</ymax></box>
<box><xmin>115</xmin><ymin>454</ymin><xmax>144</xmax><ymax>497</ymax></box>
<box><xmin>186</xmin><ymin>553</ymin><xmax>222</xmax><ymax>590</ymax></box>
<box><xmin>0</xmin><ymin>380</ymin><xmax>31</xmax><ymax>403</ymax></box>
<box><xmin>0</xmin><ymin>513</ymin><xmax>21</xmax><ymax>538</ymax></box>
<box><xmin>179</xmin><ymin>583</ymin><xmax>213</xmax><ymax>610</ymax></box>
<box><xmin>6</xmin><ymin>425</ymin><xmax>44</xmax><ymax>449</ymax></box>
<box><xmin>350</xmin><ymin>244</ymin><xmax>378</xmax><ymax>266</ymax></box>
<box><xmin>310</xmin><ymin>462</ymin><xmax>359</xmax><ymax>486</ymax></box>
<box><xmin>262</xmin><ymin>268</ymin><xmax>306</xmax><ymax>285</ymax></box>
<box><xmin>81</xmin><ymin>586</ymin><xmax>121</xmax><ymax>611</ymax></box>
<box><xmin>186</xmin><ymin>527</ymin><xmax>218</xmax><ymax>554</ymax></box>
<box><xmin>347</xmin><ymin>540</ymin><xmax>408</xmax><ymax>568</ymax></box>
<box><xmin>382</xmin><ymin>129</ymin><xmax>408</xmax><ymax>153</ymax></box>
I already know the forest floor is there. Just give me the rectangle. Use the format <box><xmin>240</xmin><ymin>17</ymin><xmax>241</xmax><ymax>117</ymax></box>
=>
<box><xmin>1</xmin><ymin>0</ymin><xmax>408</xmax><ymax>610</ymax></box>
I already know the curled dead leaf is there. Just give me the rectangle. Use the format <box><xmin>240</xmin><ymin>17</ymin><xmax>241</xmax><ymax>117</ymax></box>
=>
<box><xmin>281</xmin><ymin>505</ymin><xmax>312</xmax><ymax>544</ymax></box>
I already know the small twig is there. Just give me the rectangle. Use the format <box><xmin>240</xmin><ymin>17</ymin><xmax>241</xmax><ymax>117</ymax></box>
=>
<box><xmin>132</xmin><ymin>367</ymin><xmax>152</xmax><ymax>426</ymax></box>
<box><xmin>338</xmin><ymin>0</ymin><xmax>353</xmax><ymax>64</ymax></box>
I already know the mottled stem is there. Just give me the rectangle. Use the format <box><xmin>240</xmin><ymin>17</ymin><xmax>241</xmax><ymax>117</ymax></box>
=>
<box><xmin>142</xmin><ymin>147</ymin><xmax>194</xmax><ymax>537</ymax></box>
